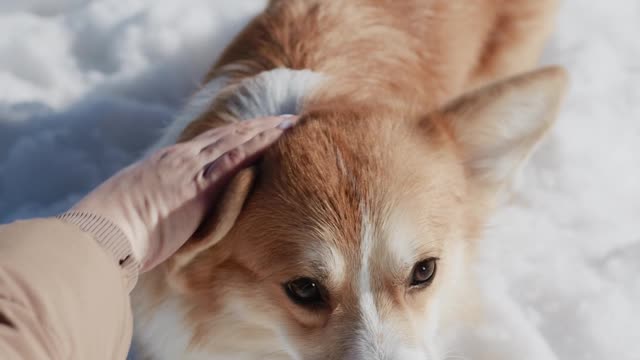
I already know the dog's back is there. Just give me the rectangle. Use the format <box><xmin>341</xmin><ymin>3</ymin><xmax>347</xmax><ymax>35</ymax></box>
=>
<box><xmin>133</xmin><ymin>1</ymin><xmax>565</xmax><ymax>359</ymax></box>
<box><xmin>168</xmin><ymin>0</ymin><xmax>558</xmax><ymax>138</ymax></box>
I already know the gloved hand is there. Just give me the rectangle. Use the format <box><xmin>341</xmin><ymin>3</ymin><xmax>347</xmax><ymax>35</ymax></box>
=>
<box><xmin>71</xmin><ymin>115</ymin><xmax>297</xmax><ymax>271</ymax></box>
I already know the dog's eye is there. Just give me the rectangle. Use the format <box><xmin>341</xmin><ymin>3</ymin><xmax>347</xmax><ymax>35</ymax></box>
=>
<box><xmin>410</xmin><ymin>258</ymin><xmax>438</xmax><ymax>288</ymax></box>
<box><xmin>284</xmin><ymin>277</ymin><xmax>327</xmax><ymax>308</ymax></box>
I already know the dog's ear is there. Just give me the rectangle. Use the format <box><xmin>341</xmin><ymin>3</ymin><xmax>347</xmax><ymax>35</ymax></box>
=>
<box><xmin>166</xmin><ymin>167</ymin><xmax>255</xmax><ymax>289</ymax></box>
<box><xmin>435</xmin><ymin>66</ymin><xmax>568</xmax><ymax>193</ymax></box>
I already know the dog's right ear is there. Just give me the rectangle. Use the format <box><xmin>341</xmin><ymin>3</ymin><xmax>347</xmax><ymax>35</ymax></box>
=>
<box><xmin>165</xmin><ymin>167</ymin><xmax>255</xmax><ymax>290</ymax></box>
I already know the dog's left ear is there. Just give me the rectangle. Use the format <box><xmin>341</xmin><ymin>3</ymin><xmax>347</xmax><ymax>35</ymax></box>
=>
<box><xmin>435</xmin><ymin>66</ymin><xmax>568</xmax><ymax>192</ymax></box>
<box><xmin>165</xmin><ymin>167</ymin><xmax>255</xmax><ymax>290</ymax></box>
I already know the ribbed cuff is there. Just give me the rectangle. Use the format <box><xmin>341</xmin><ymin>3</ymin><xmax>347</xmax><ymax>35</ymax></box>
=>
<box><xmin>56</xmin><ymin>211</ymin><xmax>140</xmax><ymax>292</ymax></box>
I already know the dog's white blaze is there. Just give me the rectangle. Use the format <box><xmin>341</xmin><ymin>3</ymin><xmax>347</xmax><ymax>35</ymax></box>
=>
<box><xmin>355</xmin><ymin>207</ymin><xmax>405</xmax><ymax>358</ymax></box>
<box><xmin>354</xmin><ymin>208</ymin><xmax>434</xmax><ymax>360</ymax></box>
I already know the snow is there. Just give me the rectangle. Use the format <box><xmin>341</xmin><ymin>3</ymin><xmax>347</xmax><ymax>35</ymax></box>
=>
<box><xmin>1</xmin><ymin>1</ymin><xmax>638</xmax><ymax>359</ymax></box>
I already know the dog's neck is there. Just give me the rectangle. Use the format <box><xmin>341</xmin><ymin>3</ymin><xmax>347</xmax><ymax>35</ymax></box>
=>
<box><xmin>150</xmin><ymin>67</ymin><xmax>324</xmax><ymax>151</ymax></box>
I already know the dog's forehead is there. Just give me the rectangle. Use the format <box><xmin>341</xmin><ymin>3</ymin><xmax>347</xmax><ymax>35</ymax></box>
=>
<box><xmin>262</xmin><ymin>119</ymin><xmax>373</xmax><ymax>237</ymax></box>
<box><xmin>256</xmin><ymin>118</ymin><xmax>449</xmax><ymax>281</ymax></box>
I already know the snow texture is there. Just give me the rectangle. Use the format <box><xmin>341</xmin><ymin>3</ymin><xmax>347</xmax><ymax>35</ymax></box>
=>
<box><xmin>1</xmin><ymin>1</ymin><xmax>638</xmax><ymax>359</ymax></box>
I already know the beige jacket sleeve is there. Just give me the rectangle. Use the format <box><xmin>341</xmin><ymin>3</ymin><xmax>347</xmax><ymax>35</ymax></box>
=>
<box><xmin>0</xmin><ymin>214</ymin><xmax>140</xmax><ymax>360</ymax></box>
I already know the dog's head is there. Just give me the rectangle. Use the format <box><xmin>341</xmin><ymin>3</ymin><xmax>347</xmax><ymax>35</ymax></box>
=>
<box><xmin>139</xmin><ymin>67</ymin><xmax>566</xmax><ymax>359</ymax></box>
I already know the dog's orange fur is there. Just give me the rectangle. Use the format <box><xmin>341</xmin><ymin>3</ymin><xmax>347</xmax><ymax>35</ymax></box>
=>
<box><xmin>133</xmin><ymin>1</ymin><xmax>565</xmax><ymax>358</ymax></box>
<box><xmin>179</xmin><ymin>0</ymin><xmax>557</xmax><ymax>135</ymax></box>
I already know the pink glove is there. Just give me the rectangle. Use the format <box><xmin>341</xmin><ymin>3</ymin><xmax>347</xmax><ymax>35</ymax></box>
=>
<box><xmin>71</xmin><ymin>115</ymin><xmax>297</xmax><ymax>271</ymax></box>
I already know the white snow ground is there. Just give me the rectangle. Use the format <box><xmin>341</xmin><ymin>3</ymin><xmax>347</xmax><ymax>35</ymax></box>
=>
<box><xmin>0</xmin><ymin>1</ymin><xmax>638</xmax><ymax>359</ymax></box>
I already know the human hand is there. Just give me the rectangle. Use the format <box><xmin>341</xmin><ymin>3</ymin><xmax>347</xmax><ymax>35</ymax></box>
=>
<box><xmin>71</xmin><ymin>115</ymin><xmax>297</xmax><ymax>271</ymax></box>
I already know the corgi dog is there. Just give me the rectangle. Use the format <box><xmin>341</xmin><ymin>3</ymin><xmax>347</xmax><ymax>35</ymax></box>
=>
<box><xmin>132</xmin><ymin>0</ymin><xmax>567</xmax><ymax>359</ymax></box>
